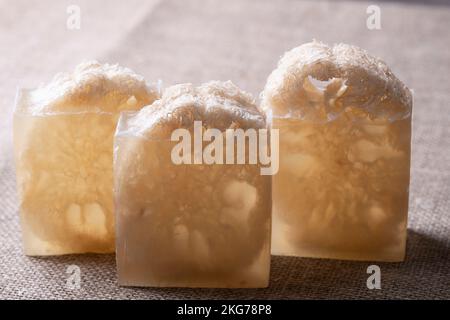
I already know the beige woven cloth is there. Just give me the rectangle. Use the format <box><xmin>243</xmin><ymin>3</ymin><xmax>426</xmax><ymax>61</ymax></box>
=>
<box><xmin>0</xmin><ymin>0</ymin><xmax>449</xmax><ymax>299</ymax></box>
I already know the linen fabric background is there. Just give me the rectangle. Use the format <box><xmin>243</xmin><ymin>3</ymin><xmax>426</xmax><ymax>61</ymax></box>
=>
<box><xmin>0</xmin><ymin>0</ymin><xmax>449</xmax><ymax>299</ymax></box>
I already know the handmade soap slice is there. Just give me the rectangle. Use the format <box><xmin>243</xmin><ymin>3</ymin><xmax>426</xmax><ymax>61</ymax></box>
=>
<box><xmin>114</xmin><ymin>81</ymin><xmax>272</xmax><ymax>287</ymax></box>
<box><xmin>14</xmin><ymin>61</ymin><xmax>159</xmax><ymax>255</ymax></box>
<box><xmin>262</xmin><ymin>41</ymin><xmax>412</xmax><ymax>261</ymax></box>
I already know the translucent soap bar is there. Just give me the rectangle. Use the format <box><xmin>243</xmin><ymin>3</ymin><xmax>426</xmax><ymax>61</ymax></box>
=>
<box><xmin>13</xmin><ymin>62</ymin><xmax>158</xmax><ymax>255</ymax></box>
<box><xmin>262</xmin><ymin>41</ymin><xmax>412</xmax><ymax>261</ymax></box>
<box><xmin>114</xmin><ymin>81</ymin><xmax>272</xmax><ymax>287</ymax></box>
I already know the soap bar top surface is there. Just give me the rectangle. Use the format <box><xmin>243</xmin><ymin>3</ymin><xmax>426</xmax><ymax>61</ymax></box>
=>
<box><xmin>122</xmin><ymin>81</ymin><xmax>267</xmax><ymax>140</ymax></box>
<box><xmin>261</xmin><ymin>41</ymin><xmax>412</xmax><ymax>122</ymax></box>
<box><xmin>16</xmin><ymin>61</ymin><xmax>159</xmax><ymax>114</ymax></box>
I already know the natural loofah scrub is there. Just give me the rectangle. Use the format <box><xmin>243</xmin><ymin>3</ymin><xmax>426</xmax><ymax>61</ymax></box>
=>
<box><xmin>14</xmin><ymin>61</ymin><xmax>159</xmax><ymax>255</ymax></box>
<box><xmin>114</xmin><ymin>81</ymin><xmax>272</xmax><ymax>287</ymax></box>
<box><xmin>262</xmin><ymin>41</ymin><xmax>412</xmax><ymax>261</ymax></box>
<box><xmin>124</xmin><ymin>81</ymin><xmax>266</xmax><ymax>138</ymax></box>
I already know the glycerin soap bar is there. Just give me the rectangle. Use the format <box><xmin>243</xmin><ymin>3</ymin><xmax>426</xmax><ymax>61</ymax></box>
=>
<box><xmin>14</xmin><ymin>61</ymin><xmax>159</xmax><ymax>255</ymax></box>
<box><xmin>114</xmin><ymin>81</ymin><xmax>272</xmax><ymax>287</ymax></box>
<box><xmin>262</xmin><ymin>41</ymin><xmax>412</xmax><ymax>261</ymax></box>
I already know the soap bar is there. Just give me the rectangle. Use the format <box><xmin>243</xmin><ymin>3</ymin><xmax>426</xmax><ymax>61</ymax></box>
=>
<box><xmin>13</xmin><ymin>61</ymin><xmax>158</xmax><ymax>255</ymax></box>
<box><xmin>262</xmin><ymin>41</ymin><xmax>412</xmax><ymax>261</ymax></box>
<box><xmin>114</xmin><ymin>81</ymin><xmax>271</xmax><ymax>287</ymax></box>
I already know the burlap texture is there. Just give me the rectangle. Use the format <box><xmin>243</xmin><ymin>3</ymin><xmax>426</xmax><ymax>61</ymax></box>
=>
<box><xmin>0</xmin><ymin>0</ymin><xmax>449</xmax><ymax>299</ymax></box>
